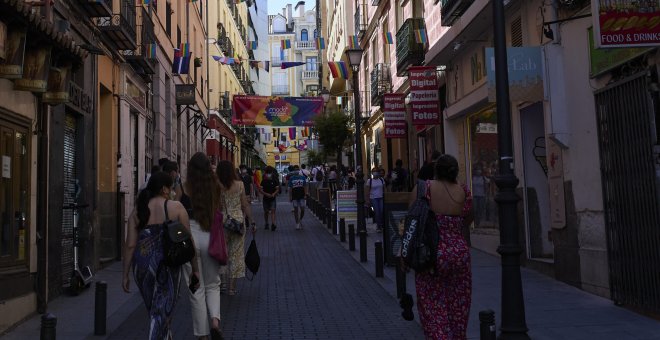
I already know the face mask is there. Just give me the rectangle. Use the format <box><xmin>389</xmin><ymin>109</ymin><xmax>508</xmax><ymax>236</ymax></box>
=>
<box><xmin>372</xmin><ymin>172</ymin><xmax>379</xmax><ymax>178</ymax></box>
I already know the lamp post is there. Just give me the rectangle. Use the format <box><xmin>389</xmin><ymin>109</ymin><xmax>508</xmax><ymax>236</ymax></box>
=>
<box><xmin>321</xmin><ymin>87</ymin><xmax>330</xmax><ymax>114</ymax></box>
<box><xmin>492</xmin><ymin>0</ymin><xmax>530</xmax><ymax>339</ymax></box>
<box><xmin>345</xmin><ymin>48</ymin><xmax>367</xmax><ymax>248</ymax></box>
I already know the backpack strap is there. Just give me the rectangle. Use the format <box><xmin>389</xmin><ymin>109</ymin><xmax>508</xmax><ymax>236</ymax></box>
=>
<box><xmin>416</xmin><ymin>179</ymin><xmax>426</xmax><ymax>199</ymax></box>
<box><xmin>164</xmin><ymin>199</ymin><xmax>170</xmax><ymax>221</ymax></box>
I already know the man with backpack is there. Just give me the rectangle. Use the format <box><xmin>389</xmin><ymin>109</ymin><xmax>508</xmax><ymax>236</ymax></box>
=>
<box><xmin>311</xmin><ymin>164</ymin><xmax>324</xmax><ymax>184</ymax></box>
<box><xmin>389</xmin><ymin>159</ymin><xmax>408</xmax><ymax>192</ymax></box>
<box><xmin>365</xmin><ymin>167</ymin><xmax>386</xmax><ymax>232</ymax></box>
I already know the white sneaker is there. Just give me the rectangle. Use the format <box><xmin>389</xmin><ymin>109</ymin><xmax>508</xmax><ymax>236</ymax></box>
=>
<box><xmin>295</xmin><ymin>223</ymin><xmax>301</xmax><ymax>230</ymax></box>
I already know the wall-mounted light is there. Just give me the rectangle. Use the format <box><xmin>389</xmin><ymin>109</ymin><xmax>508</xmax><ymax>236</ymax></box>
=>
<box><xmin>543</xmin><ymin>25</ymin><xmax>554</xmax><ymax>40</ymax></box>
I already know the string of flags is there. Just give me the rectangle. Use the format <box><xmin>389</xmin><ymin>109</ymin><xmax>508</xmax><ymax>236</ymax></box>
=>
<box><xmin>257</xmin><ymin>127</ymin><xmax>313</xmax><ymax>152</ymax></box>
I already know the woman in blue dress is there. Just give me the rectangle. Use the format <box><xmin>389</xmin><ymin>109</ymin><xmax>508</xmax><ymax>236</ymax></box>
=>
<box><xmin>122</xmin><ymin>171</ymin><xmax>200</xmax><ymax>339</ymax></box>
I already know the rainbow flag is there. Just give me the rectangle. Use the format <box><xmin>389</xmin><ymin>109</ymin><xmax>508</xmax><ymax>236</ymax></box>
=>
<box><xmin>316</xmin><ymin>37</ymin><xmax>325</xmax><ymax>50</ymax></box>
<box><xmin>348</xmin><ymin>35</ymin><xmax>359</xmax><ymax>49</ymax></box>
<box><xmin>281</xmin><ymin>39</ymin><xmax>291</xmax><ymax>49</ymax></box>
<box><xmin>328</xmin><ymin>61</ymin><xmax>348</xmax><ymax>79</ymax></box>
<box><xmin>414</xmin><ymin>29</ymin><xmax>428</xmax><ymax>44</ymax></box>
<box><xmin>301</xmin><ymin>127</ymin><xmax>309</xmax><ymax>138</ymax></box>
<box><xmin>179</xmin><ymin>43</ymin><xmax>190</xmax><ymax>56</ymax></box>
<box><xmin>146</xmin><ymin>43</ymin><xmax>157</xmax><ymax>58</ymax></box>
<box><xmin>247</xmin><ymin>41</ymin><xmax>258</xmax><ymax>50</ymax></box>
<box><xmin>289</xmin><ymin>127</ymin><xmax>297</xmax><ymax>140</ymax></box>
<box><xmin>142</xmin><ymin>0</ymin><xmax>150</xmax><ymax>4</ymax></box>
<box><xmin>383</xmin><ymin>32</ymin><xmax>393</xmax><ymax>44</ymax></box>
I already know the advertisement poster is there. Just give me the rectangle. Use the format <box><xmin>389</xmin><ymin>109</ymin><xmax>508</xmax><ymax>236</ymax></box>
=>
<box><xmin>593</xmin><ymin>1</ymin><xmax>660</xmax><ymax>48</ymax></box>
<box><xmin>14</xmin><ymin>44</ymin><xmax>51</xmax><ymax>92</ymax></box>
<box><xmin>336</xmin><ymin>190</ymin><xmax>357</xmax><ymax>232</ymax></box>
<box><xmin>486</xmin><ymin>47</ymin><xmax>543</xmax><ymax>102</ymax></box>
<box><xmin>0</xmin><ymin>27</ymin><xmax>26</xmax><ymax>79</ymax></box>
<box><xmin>408</xmin><ymin>66</ymin><xmax>441</xmax><ymax>126</ymax></box>
<box><xmin>43</xmin><ymin>63</ymin><xmax>72</xmax><ymax>104</ymax></box>
<box><xmin>383</xmin><ymin>93</ymin><xmax>407</xmax><ymax>139</ymax></box>
<box><xmin>232</xmin><ymin>95</ymin><xmax>323</xmax><ymax>126</ymax></box>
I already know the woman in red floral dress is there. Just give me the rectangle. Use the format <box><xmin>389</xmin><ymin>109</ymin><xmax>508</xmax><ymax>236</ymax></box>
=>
<box><xmin>414</xmin><ymin>154</ymin><xmax>474</xmax><ymax>339</ymax></box>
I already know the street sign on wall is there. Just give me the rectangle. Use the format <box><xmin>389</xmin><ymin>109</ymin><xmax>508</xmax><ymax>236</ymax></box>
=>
<box><xmin>408</xmin><ymin>66</ymin><xmax>441</xmax><ymax>126</ymax></box>
<box><xmin>592</xmin><ymin>1</ymin><xmax>660</xmax><ymax>48</ymax></box>
<box><xmin>383</xmin><ymin>94</ymin><xmax>407</xmax><ymax>139</ymax></box>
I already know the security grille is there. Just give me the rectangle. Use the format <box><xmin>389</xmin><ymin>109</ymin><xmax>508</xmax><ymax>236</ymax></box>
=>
<box><xmin>61</xmin><ymin>114</ymin><xmax>78</xmax><ymax>287</ymax></box>
<box><xmin>595</xmin><ymin>71</ymin><xmax>660</xmax><ymax>313</ymax></box>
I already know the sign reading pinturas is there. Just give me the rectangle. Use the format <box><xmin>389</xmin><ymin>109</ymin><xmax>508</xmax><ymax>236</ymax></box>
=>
<box><xmin>383</xmin><ymin>93</ymin><xmax>407</xmax><ymax>139</ymax></box>
<box><xmin>592</xmin><ymin>1</ymin><xmax>660</xmax><ymax>48</ymax></box>
<box><xmin>408</xmin><ymin>66</ymin><xmax>440</xmax><ymax>126</ymax></box>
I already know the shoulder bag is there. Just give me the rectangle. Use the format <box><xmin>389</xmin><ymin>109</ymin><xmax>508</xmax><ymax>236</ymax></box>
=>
<box><xmin>162</xmin><ymin>200</ymin><xmax>195</xmax><ymax>267</ymax></box>
<box><xmin>208</xmin><ymin>209</ymin><xmax>228</xmax><ymax>265</ymax></box>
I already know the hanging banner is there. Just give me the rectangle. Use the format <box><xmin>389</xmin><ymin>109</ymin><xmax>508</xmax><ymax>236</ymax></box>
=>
<box><xmin>592</xmin><ymin>1</ymin><xmax>660</xmax><ymax>48</ymax></box>
<box><xmin>408</xmin><ymin>66</ymin><xmax>440</xmax><ymax>126</ymax></box>
<box><xmin>14</xmin><ymin>44</ymin><xmax>51</xmax><ymax>93</ymax></box>
<box><xmin>232</xmin><ymin>95</ymin><xmax>323</xmax><ymax>126</ymax></box>
<box><xmin>0</xmin><ymin>27</ymin><xmax>26</xmax><ymax>79</ymax></box>
<box><xmin>43</xmin><ymin>63</ymin><xmax>72</xmax><ymax>104</ymax></box>
<box><xmin>486</xmin><ymin>47</ymin><xmax>543</xmax><ymax>102</ymax></box>
<box><xmin>383</xmin><ymin>93</ymin><xmax>407</xmax><ymax>139</ymax></box>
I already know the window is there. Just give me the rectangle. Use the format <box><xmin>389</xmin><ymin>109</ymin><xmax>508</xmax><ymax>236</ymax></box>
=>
<box><xmin>166</xmin><ymin>1</ymin><xmax>172</xmax><ymax>37</ymax></box>
<box><xmin>306</xmin><ymin>56</ymin><xmax>318</xmax><ymax>70</ymax></box>
<box><xmin>301</xmin><ymin>29</ymin><xmax>308</xmax><ymax>41</ymax></box>
<box><xmin>0</xmin><ymin>119</ymin><xmax>30</xmax><ymax>267</ymax></box>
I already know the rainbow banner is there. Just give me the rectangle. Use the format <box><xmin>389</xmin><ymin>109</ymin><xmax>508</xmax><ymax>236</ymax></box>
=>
<box><xmin>179</xmin><ymin>43</ymin><xmax>190</xmax><ymax>56</ymax></box>
<box><xmin>414</xmin><ymin>29</ymin><xmax>428</xmax><ymax>44</ymax></box>
<box><xmin>146</xmin><ymin>43</ymin><xmax>157</xmax><ymax>58</ymax></box>
<box><xmin>301</xmin><ymin>127</ymin><xmax>310</xmax><ymax>137</ymax></box>
<box><xmin>328</xmin><ymin>61</ymin><xmax>349</xmax><ymax>79</ymax></box>
<box><xmin>316</xmin><ymin>37</ymin><xmax>325</xmax><ymax>49</ymax></box>
<box><xmin>232</xmin><ymin>95</ymin><xmax>324</xmax><ymax>126</ymax></box>
<box><xmin>383</xmin><ymin>32</ymin><xmax>393</xmax><ymax>44</ymax></box>
<box><xmin>281</xmin><ymin>39</ymin><xmax>292</xmax><ymax>49</ymax></box>
<box><xmin>247</xmin><ymin>41</ymin><xmax>258</xmax><ymax>50</ymax></box>
<box><xmin>348</xmin><ymin>35</ymin><xmax>359</xmax><ymax>49</ymax></box>
<box><xmin>289</xmin><ymin>127</ymin><xmax>297</xmax><ymax>140</ymax></box>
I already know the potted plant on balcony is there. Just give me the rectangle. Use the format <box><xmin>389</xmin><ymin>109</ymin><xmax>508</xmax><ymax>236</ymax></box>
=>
<box><xmin>194</xmin><ymin>57</ymin><xmax>202</xmax><ymax>67</ymax></box>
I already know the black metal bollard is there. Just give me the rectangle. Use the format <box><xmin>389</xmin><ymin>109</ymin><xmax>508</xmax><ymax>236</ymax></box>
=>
<box><xmin>331</xmin><ymin>210</ymin><xmax>337</xmax><ymax>234</ymax></box>
<box><xmin>327</xmin><ymin>209</ymin><xmax>333</xmax><ymax>231</ymax></box>
<box><xmin>95</xmin><ymin>281</ymin><xmax>107</xmax><ymax>335</ymax></box>
<box><xmin>339</xmin><ymin>218</ymin><xmax>346</xmax><ymax>242</ymax></box>
<box><xmin>40</xmin><ymin>313</ymin><xmax>57</xmax><ymax>340</ymax></box>
<box><xmin>348</xmin><ymin>224</ymin><xmax>356</xmax><ymax>251</ymax></box>
<box><xmin>375</xmin><ymin>241</ymin><xmax>384</xmax><ymax>277</ymax></box>
<box><xmin>395</xmin><ymin>261</ymin><xmax>406</xmax><ymax>299</ymax></box>
<box><xmin>359</xmin><ymin>230</ymin><xmax>367</xmax><ymax>262</ymax></box>
<box><xmin>479</xmin><ymin>310</ymin><xmax>496</xmax><ymax>340</ymax></box>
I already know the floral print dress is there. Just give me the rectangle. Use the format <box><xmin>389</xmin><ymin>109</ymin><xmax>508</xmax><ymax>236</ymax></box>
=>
<box><xmin>415</xmin><ymin>181</ymin><xmax>473</xmax><ymax>340</ymax></box>
<box><xmin>223</xmin><ymin>181</ymin><xmax>246</xmax><ymax>279</ymax></box>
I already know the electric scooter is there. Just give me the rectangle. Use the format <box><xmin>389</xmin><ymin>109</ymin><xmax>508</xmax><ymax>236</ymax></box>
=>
<box><xmin>64</xmin><ymin>180</ymin><xmax>94</xmax><ymax>295</ymax></box>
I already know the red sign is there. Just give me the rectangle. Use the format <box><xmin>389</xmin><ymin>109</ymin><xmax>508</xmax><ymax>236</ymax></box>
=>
<box><xmin>593</xmin><ymin>1</ymin><xmax>660</xmax><ymax>48</ymax></box>
<box><xmin>383</xmin><ymin>94</ymin><xmax>407</xmax><ymax>139</ymax></box>
<box><xmin>409</xmin><ymin>66</ymin><xmax>440</xmax><ymax>125</ymax></box>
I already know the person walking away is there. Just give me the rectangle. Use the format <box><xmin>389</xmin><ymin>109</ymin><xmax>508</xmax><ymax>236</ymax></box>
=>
<box><xmin>328</xmin><ymin>165</ymin><xmax>338</xmax><ymax>199</ymax></box>
<box><xmin>258</xmin><ymin>166</ymin><xmax>280</xmax><ymax>230</ymax></box>
<box><xmin>253</xmin><ymin>168</ymin><xmax>262</xmax><ymax>201</ymax></box>
<box><xmin>365</xmin><ymin>167</ymin><xmax>386</xmax><ymax>232</ymax></box>
<box><xmin>390</xmin><ymin>159</ymin><xmax>408</xmax><ymax>192</ymax></box>
<box><xmin>300</xmin><ymin>164</ymin><xmax>311</xmax><ymax>180</ymax></box>
<box><xmin>410</xmin><ymin>154</ymin><xmax>473</xmax><ymax>339</ymax></box>
<box><xmin>181</xmin><ymin>153</ymin><xmax>225</xmax><ymax>340</ymax></box>
<box><xmin>217</xmin><ymin>160</ymin><xmax>255</xmax><ymax>296</ymax></box>
<box><xmin>163</xmin><ymin>160</ymin><xmax>183</xmax><ymax>201</ymax></box>
<box><xmin>239</xmin><ymin>165</ymin><xmax>253</xmax><ymax>202</ymax></box>
<box><xmin>312</xmin><ymin>164</ymin><xmax>324</xmax><ymax>185</ymax></box>
<box><xmin>122</xmin><ymin>172</ymin><xmax>200</xmax><ymax>340</ymax></box>
<box><xmin>288</xmin><ymin>165</ymin><xmax>308</xmax><ymax>229</ymax></box>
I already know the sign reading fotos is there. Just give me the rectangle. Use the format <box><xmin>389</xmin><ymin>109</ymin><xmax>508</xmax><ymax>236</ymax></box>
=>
<box><xmin>0</xmin><ymin>27</ymin><xmax>26</xmax><ymax>79</ymax></box>
<box><xmin>592</xmin><ymin>0</ymin><xmax>660</xmax><ymax>48</ymax></box>
<box><xmin>408</xmin><ymin>66</ymin><xmax>441</xmax><ymax>126</ymax></box>
<box><xmin>14</xmin><ymin>44</ymin><xmax>51</xmax><ymax>92</ymax></box>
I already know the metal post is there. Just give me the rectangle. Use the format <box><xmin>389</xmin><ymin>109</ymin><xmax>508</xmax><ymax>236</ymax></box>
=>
<box><xmin>348</xmin><ymin>224</ymin><xmax>356</xmax><ymax>251</ymax></box>
<box><xmin>359</xmin><ymin>230</ymin><xmax>367</xmax><ymax>262</ymax></box>
<box><xmin>339</xmin><ymin>218</ymin><xmax>346</xmax><ymax>242</ymax></box>
<box><xmin>492</xmin><ymin>0</ymin><xmax>529</xmax><ymax>338</ymax></box>
<box><xmin>352</xmin><ymin>63</ymin><xmax>367</xmax><ymax>254</ymax></box>
<box><xmin>331</xmin><ymin>210</ymin><xmax>337</xmax><ymax>234</ymax></box>
<box><xmin>40</xmin><ymin>313</ymin><xmax>57</xmax><ymax>340</ymax></box>
<box><xmin>94</xmin><ymin>281</ymin><xmax>107</xmax><ymax>335</ymax></box>
<box><xmin>479</xmin><ymin>309</ymin><xmax>497</xmax><ymax>340</ymax></box>
<box><xmin>375</xmin><ymin>241</ymin><xmax>384</xmax><ymax>277</ymax></box>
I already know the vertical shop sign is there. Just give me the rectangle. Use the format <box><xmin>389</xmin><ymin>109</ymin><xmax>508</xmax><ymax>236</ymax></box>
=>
<box><xmin>409</xmin><ymin>66</ymin><xmax>441</xmax><ymax>125</ymax></box>
<box><xmin>0</xmin><ymin>27</ymin><xmax>26</xmax><ymax>79</ymax></box>
<box><xmin>14</xmin><ymin>44</ymin><xmax>51</xmax><ymax>92</ymax></box>
<box><xmin>383</xmin><ymin>94</ymin><xmax>407</xmax><ymax>139</ymax></box>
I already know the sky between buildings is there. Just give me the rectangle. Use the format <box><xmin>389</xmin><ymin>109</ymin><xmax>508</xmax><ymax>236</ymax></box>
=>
<box><xmin>267</xmin><ymin>0</ymin><xmax>315</xmax><ymax>16</ymax></box>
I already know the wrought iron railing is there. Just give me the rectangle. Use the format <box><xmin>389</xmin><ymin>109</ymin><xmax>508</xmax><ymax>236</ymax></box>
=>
<box><xmin>354</xmin><ymin>2</ymin><xmax>368</xmax><ymax>38</ymax></box>
<box><xmin>370</xmin><ymin>63</ymin><xmax>391</xmax><ymax>106</ymax></box>
<box><xmin>441</xmin><ymin>0</ymin><xmax>475</xmax><ymax>26</ymax></box>
<box><xmin>395</xmin><ymin>18</ymin><xmax>427</xmax><ymax>76</ymax></box>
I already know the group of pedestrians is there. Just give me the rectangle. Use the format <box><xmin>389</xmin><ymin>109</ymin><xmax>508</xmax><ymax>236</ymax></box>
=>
<box><xmin>122</xmin><ymin>154</ymin><xmax>256</xmax><ymax>340</ymax></box>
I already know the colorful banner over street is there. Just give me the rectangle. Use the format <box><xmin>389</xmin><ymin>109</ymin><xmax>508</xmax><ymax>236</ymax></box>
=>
<box><xmin>592</xmin><ymin>1</ymin><xmax>660</xmax><ymax>48</ymax></box>
<box><xmin>409</xmin><ymin>66</ymin><xmax>441</xmax><ymax>126</ymax></box>
<box><xmin>232</xmin><ymin>95</ymin><xmax>323</xmax><ymax>126</ymax></box>
<box><xmin>383</xmin><ymin>94</ymin><xmax>407</xmax><ymax>139</ymax></box>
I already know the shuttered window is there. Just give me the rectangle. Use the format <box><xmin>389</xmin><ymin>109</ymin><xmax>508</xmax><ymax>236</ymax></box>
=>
<box><xmin>510</xmin><ymin>16</ymin><xmax>522</xmax><ymax>47</ymax></box>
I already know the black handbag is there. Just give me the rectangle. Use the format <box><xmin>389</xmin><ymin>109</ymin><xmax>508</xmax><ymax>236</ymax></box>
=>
<box><xmin>244</xmin><ymin>234</ymin><xmax>260</xmax><ymax>280</ymax></box>
<box><xmin>162</xmin><ymin>200</ymin><xmax>195</xmax><ymax>267</ymax></box>
<box><xmin>223</xmin><ymin>215</ymin><xmax>244</xmax><ymax>235</ymax></box>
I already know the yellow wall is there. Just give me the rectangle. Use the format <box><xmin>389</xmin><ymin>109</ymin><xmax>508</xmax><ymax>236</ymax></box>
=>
<box><xmin>97</xmin><ymin>56</ymin><xmax>118</xmax><ymax>194</ymax></box>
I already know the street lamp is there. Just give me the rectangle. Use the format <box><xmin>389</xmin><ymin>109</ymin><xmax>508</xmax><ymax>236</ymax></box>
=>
<box><xmin>345</xmin><ymin>47</ymin><xmax>367</xmax><ymax>262</ymax></box>
<box><xmin>492</xmin><ymin>0</ymin><xmax>530</xmax><ymax>339</ymax></box>
<box><xmin>320</xmin><ymin>87</ymin><xmax>331</xmax><ymax>114</ymax></box>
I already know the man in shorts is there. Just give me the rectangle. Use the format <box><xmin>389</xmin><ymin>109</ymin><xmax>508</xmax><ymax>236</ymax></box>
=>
<box><xmin>288</xmin><ymin>165</ymin><xmax>308</xmax><ymax>230</ymax></box>
<box><xmin>259</xmin><ymin>166</ymin><xmax>280</xmax><ymax>231</ymax></box>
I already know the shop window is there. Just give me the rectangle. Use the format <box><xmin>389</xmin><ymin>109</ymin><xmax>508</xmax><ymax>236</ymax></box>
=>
<box><xmin>467</xmin><ymin>108</ymin><xmax>499</xmax><ymax>229</ymax></box>
<box><xmin>301</xmin><ymin>29</ymin><xmax>308</xmax><ymax>41</ymax></box>
<box><xmin>0</xmin><ymin>120</ymin><xmax>30</xmax><ymax>267</ymax></box>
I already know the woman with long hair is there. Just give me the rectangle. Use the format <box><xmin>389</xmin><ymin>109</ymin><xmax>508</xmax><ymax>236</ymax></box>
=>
<box><xmin>216</xmin><ymin>160</ymin><xmax>255</xmax><ymax>295</ymax></box>
<box><xmin>122</xmin><ymin>171</ymin><xmax>200</xmax><ymax>340</ymax></box>
<box><xmin>183</xmin><ymin>152</ymin><xmax>224</xmax><ymax>340</ymax></box>
<box><xmin>413</xmin><ymin>154</ymin><xmax>473</xmax><ymax>339</ymax></box>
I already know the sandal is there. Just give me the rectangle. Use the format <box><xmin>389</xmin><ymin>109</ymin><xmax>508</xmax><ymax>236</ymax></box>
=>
<box><xmin>211</xmin><ymin>327</ymin><xmax>224</xmax><ymax>340</ymax></box>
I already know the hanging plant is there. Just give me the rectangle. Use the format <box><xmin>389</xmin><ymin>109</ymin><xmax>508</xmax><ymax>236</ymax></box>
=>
<box><xmin>194</xmin><ymin>57</ymin><xmax>202</xmax><ymax>67</ymax></box>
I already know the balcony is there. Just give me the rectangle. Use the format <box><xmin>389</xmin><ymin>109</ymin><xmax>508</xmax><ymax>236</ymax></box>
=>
<box><xmin>231</xmin><ymin>64</ymin><xmax>243</xmax><ymax>80</ymax></box>
<box><xmin>81</xmin><ymin>0</ymin><xmax>112</xmax><ymax>17</ymax></box>
<box><xmin>396</xmin><ymin>18</ymin><xmax>427</xmax><ymax>77</ymax></box>
<box><xmin>272</xmin><ymin>85</ymin><xmax>290</xmax><ymax>95</ymax></box>
<box><xmin>295</xmin><ymin>41</ymin><xmax>316</xmax><ymax>50</ymax></box>
<box><xmin>302</xmin><ymin>70</ymin><xmax>319</xmax><ymax>80</ymax></box>
<box><xmin>97</xmin><ymin>0</ymin><xmax>137</xmax><ymax>51</ymax></box>
<box><xmin>354</xmin><ymin>3</ymin><xmax>368</xmax><ymax>38</ymax></box>
<box><xmin>441</xmin><ymin>0</ymin><xmax>475</xmax><ymax>26</ymax></box>
<box><xmin>370</xmin><ymin>63</ymin><xmax>391</xmax><ymax>107</ymax></box>
<box><xmin>124</xmin><ymin>8</ymin><xmax>156</xmax><ymax>78</ymax></box>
